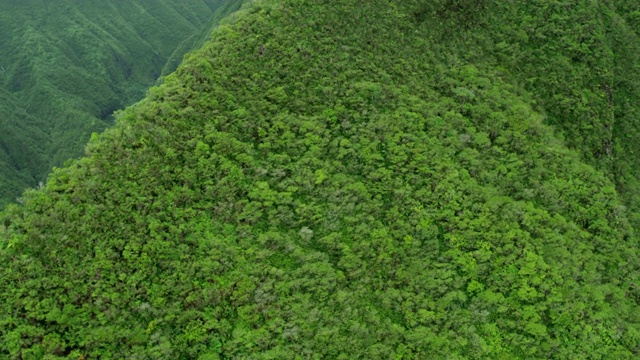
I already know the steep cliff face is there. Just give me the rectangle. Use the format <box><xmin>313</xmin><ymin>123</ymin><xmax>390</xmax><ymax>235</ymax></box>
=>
<box><xmin>0</xmin><ymin>0</ymin><xmax>244</xmax><ymax>207</ymax></box>
<box><xmin>1</xmin><ymin>0</ymin><xmax>640</xmax><ymax>358</ymax></box>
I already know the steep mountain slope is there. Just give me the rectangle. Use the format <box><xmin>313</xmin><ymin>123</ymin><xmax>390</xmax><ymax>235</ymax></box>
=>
<box><xmin>2</xmin><ymin>0</ymin><xmax>640</xmax><ymax>358</ymax></box>
<box><xmin>480</xmin><ymin>0</ymin><xmax>640</xmax><ymax>226</ymax></box>
<box><xmin>0</xmin><ymin>88</ymin><xmax>48</xmax><ymax>204</ymax></box>
<box><xmin>0</xmin><ymin>0</ymin><xmax>244</xmax><ymax>207</ymax></box>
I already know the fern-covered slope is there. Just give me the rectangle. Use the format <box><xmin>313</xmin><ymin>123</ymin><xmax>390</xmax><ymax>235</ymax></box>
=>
<box><xmin>1</xmin><ymin>0</ymin><xmax>640</xmax><ymax>358</ymax></box>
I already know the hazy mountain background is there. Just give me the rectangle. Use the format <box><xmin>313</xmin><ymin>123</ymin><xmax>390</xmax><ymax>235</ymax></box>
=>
<box><xmin>0</xmin><ymin>0</ymin><xmax>244</xmax><ymax>207</ymax></box>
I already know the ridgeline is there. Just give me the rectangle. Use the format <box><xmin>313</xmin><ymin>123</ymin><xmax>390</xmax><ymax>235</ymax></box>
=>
<box><xmin>0</xmin><ymin>0</ymin><xmax>244</xmax><ymax>207</ymax></box>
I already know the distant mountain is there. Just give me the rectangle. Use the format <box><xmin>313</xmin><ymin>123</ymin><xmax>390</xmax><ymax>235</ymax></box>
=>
<box><xmin>2</xmin><ymin>0</ymin><xmax>640</xmax><ymax>358</ymax></box>
<box><xmin>0</xmin><ymin>0</ymin><xmax>244</xmax><ymax>207</ymax></box>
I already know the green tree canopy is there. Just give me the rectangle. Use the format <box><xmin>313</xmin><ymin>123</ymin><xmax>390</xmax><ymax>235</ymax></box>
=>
<box><xmin>1</xmin><ymin>0</ymin><xmax>640</xmax><ymax>358</ymax></box>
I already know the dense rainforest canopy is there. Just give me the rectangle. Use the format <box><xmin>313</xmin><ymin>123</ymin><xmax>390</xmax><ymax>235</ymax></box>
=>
<box><xmin>2</xmin><ymin>0</ymin><xmax>640</xmax><ymax>358</ymax></box>
<box><xmin>0</xmin><ymin>0</ymin><xmax>244</xmax><ymax>207</ymax></box>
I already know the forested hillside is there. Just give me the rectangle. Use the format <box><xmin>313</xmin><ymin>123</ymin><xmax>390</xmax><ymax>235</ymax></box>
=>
<box><xmin>0</xmin><ymin>0</ymin><xmax>245</xmax><ymax>207</ymax></box>
<box><xmin>2</xmin><ymin>0</ymin><xmax>640</xmax><ymax>358</ymax></box>
<box><xmin>481</xmin><ymin>1</ymin><xmax>640</xmax><ymax>227</ymax></box>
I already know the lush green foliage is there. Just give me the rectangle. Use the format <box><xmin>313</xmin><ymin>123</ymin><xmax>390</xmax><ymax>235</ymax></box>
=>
<box><xmin>0</xmin><ymin>0</ymin><xmax>242</xmax><ymax>207</ymax></box>
<box><xmin>483</xmin><ymin>0</ymin><xmax>640</xmax><ymax>227</ymax></box>
<box><xmin>2</xmin><ymin>0</ymin><xmax>640</xmax><ymax>358</ymax></box>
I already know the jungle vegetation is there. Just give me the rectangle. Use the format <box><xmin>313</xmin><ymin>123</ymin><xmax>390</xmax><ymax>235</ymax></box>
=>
<box><xmin>0</xmin><ymin>0</ymin><xmax>244</xmax><ymax>207</ymax></box>
<box><xmin>2</xmin><ymin>0</ymin><xmax>640</xmax><ymax>358</ymax></box>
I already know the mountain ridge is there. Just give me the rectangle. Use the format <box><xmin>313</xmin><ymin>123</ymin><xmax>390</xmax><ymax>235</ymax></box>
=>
<box><xmin>0</xmin><ymin>0</ymin><xmax>244</xmax><ymax>207</ymax></box>
<box><xmin>2</xmin><ymin>0</ymin><xmax>640</xmax><ymax>358</ymax></box>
